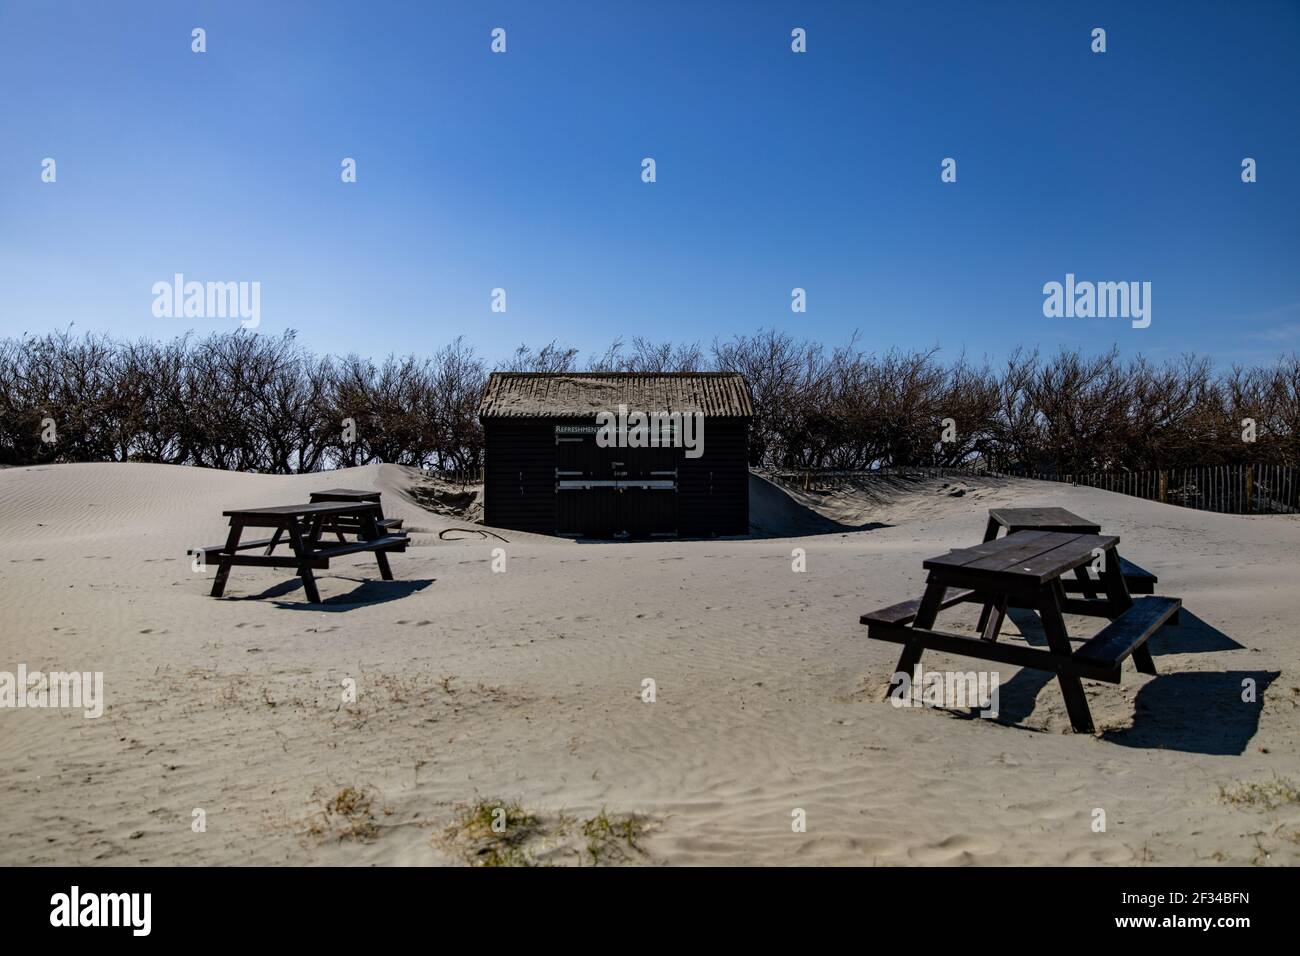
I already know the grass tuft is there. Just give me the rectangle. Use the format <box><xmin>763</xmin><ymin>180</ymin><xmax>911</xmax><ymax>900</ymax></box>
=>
<box><xmin>581</xmin><ymin>808</ymin><xmax>650</xmax><ymax>865</ymax></box>
<box><xmin>305</xmin><ymin>785</ymin><xmax>388</xmax><ymax>842</ymax></box>
<box><xmin>437</xmin><ymin>799</ymin><xmax>653</xmax><ymax>867</ymax></box>
<box><xmin>1219</xmin><ymin>776</ymin><xmax>1300</xmax><ymax>812</ymax></box>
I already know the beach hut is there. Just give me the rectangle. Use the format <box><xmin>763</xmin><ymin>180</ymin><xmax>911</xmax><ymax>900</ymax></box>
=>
<box><xmin>478</xmin><ymin>372</ymin><xmax>753</xmax><ymax>537</ymax></box>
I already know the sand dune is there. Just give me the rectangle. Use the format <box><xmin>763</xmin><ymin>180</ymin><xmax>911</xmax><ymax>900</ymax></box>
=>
<box><xmin>1</xmin><ymin>462</ymin><xmax>1297</xmax><ymax>865</ymax></box>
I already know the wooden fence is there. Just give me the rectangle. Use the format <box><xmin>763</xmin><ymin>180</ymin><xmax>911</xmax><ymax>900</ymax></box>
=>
<box><xmin>1020</xmin><ymin>464</ymin><xmax>1299</xmax><ymax>515</ymax></box>
<box><xmin>420</xmin><ymin>466</ymin><xmax>484</xmax><ymax>486</ymax></box>
<box><xmin>767</xmin><ymin>464</ymin><xmax>1299</xmax><ymax>515</ymax></box>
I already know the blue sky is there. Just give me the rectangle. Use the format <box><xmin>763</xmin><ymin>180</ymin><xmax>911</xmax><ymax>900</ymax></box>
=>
<box><xmin>1</xmin><ymin>0</ymin><xmax>1298</xmax><ymax>368</ymax></box>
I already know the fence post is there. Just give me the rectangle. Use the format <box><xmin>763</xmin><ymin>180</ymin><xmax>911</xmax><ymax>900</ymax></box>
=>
<box><xmin>1245</xmin><ymin>465</ymin><xmax>1254</xmax><ymax>515</ymax></box>
<box><xmin>1158</xmin><ymin>469</ymin><xmax>1167</xmax><ymax>504</ymax></box>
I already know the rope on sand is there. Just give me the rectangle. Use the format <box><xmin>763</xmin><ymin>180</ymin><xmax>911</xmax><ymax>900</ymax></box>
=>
<box><xmin>438</xmin><ymin>528</ymin><xmax>509</xmax><ymax>542</ymax></box>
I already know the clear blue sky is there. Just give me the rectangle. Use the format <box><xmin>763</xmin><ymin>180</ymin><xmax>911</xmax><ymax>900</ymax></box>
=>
<box><xmin>2</xmin><ymin>0</ymin><xmax>1297</xmax><ymax>368</ymax></box>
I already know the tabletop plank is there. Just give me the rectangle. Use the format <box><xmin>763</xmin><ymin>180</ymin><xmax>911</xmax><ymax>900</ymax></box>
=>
<box><xmin>965</xmin><ymin>532</ymin><xmax>1082</xmax><ymax>572</ymax></box>
<box><xmin>222</xmin><ymin>501</ymin><xmax>381</xmax><ymax>517</ymax></box>
<box><xmin>928</xmin><ymin>530</ymin><xmax>1064</xmax><ymax>572</ymax></box>
<box><xmin>989</xmin><ymin>506</ymin><xmax>1100</xmax><ymax>532</ymax></box>
<box><xmin>926</xmin><ymin>531</ymin><xmax>1118</xmax><ymax>583</ymax></box>
<box><xmin>310</xmin><ymin>489</ymin><xmax>382</xmax><ymax>501</ymax></box>
<box><xmin>1014</xmin><ymin>534</ymin><xmax>1118</xmax><ymax>581</ymax></box>
<box><xmin>929</xmin><ymin>529</ymin><xmax>1057</xmax><ymax>570</ymax></box>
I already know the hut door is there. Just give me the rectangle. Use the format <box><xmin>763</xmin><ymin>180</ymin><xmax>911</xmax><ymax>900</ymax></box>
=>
<box><xmin>555</xmin><ymin>426</ymin><xmax>678</xmax><ymax>537</ymax></box>
<box><xmin>616</xmin><ymin>442</ymin><xmax>678</xmax><ymax>537</ymax></box>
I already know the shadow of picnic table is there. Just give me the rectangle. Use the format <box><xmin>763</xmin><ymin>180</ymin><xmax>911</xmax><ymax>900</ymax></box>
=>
<box><xmin>989</xmin><ymin>607</ymin><xmax>1269</xmax><ymax>754</ymax></box>
<box><xmin>222</xmin><ymin>576</ymin><xmax>435</xmax><ymax>610</ymax></box>
<box><xmin>1100</xmin><ymin>670</ymin><xmax>1279</xmax><ymax>755</ymax></box>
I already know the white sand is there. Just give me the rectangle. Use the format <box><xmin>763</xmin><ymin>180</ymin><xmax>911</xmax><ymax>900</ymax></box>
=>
<box><xmin>1</xmin><ymin>462</ymin><xmax>1297</xmax><ymax>865</ymax></box>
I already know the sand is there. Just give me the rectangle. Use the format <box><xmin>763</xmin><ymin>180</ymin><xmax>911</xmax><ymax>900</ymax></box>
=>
<box><xmin>1</xmin><ymin>462</ymin><xmax>1297</xmax><ymax>866</ymax></box>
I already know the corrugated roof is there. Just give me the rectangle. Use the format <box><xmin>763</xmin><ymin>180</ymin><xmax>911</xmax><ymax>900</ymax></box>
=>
<box><xmin>479</xmin><ymin>372</ymin><xmax>753</xmax><ymax>419</ymax></box>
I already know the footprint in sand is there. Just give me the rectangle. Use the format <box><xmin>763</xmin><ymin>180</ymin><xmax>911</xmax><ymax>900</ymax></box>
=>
<box><xmin>907</xmin><ymin>834</ymin><xmax>999</xmax><ymax>863</ymax></box>
<box><xmin>1065</xmin><ymin>843</ymin><xmax>1131</xmax><ymax>864</ymax></box>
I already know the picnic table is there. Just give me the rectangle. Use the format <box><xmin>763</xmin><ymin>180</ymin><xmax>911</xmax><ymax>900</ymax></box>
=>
<box><xmin>981</xmin><ymin>506</ymin><xmax>1157</xmax><ymax>595</ymax></box>
<box><xmin>304</xmin><ymin>489</ymin><xmax>404</xmax><ymax>545</ymax></box>
<box><xmin>861</xmin><ymin>530</ymin><xmax>1181</xmax><ymax>733</ymax></box>
<box><xmin>189</xmin><ymin>501</ymin><xmax>407</xmax><ymax>603</ymax></box>
<box><xmin>310</xmin><ymin>488</ymin><xmax>382</xmax><ymax>502</ymax></box>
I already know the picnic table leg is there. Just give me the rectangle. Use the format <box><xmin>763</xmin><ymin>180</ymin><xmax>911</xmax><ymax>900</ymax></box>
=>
<box><xmin>1037</xmin><ymin>586</ymin><xmax>1096</xmax><ymax>734</ymax></box>
<box><xmin>319</xmin><ymin>514</ymin><xmax>346</xmax><ymax>543</ymax></box>
<box><xmin>262</xmin><ymin>527</ymin><xmax>283</xmax><ymax>556</ymax></box>
<box><xmin>360</xmin><ymin>512</ymin><xmax>394</xmax><ymax>581</ymax></box>
<box><xmin>1099</xmin><ymin>547</ymin><xmax>1133</xmax><ymax>611</ymax></box>
<box><xmin>1072</xmin><ymin>565</ymin><xmax>1100</xmax><ymax>600</ymax></box>
<box><xmin>975</xmin><ymin>588</ymin><xmax>1008</xmax><ymax>636</ymax></box>
<box><xmin>286</xmin><ymin>520</ymin><xmax>322</xmax><ymax>604</ymax></box>
<box><xmin>975</xmin><ymin>517</ymin><xmax>1003</xmax><ymax>631</ymax></box>
<box><xmin>306</xmin><ymin>514</ymin><xmax>326</xmax><ymax>549</ymax></box>
<box><xmin>980</xmin><ymin>593</ymin><xmax>1008</xmax><ymax>641</ymax></box>
<box><xmin>883</xmin><ymin>576</ymin><xmax>946</xmax><ymax>701</ymax></box>
<box><xmin>1102</xmin><ymin>549</ymin><xmax>1158</xmax><ymax>675</ymax></box>
<box><xmin>1130</xmin><ymin>642</ymin><xmax>1158</xmax><ymax>675</ymax></box>
<box><xmin>210</xmin><ymin>521</ymin><xmax>244</xmax><ymax>597</ymax></box>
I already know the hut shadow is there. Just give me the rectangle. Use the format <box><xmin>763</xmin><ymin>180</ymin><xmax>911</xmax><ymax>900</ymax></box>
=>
<box><xmin>1100</xmin><ymin>671</ymin><xmax>1278</xmax><ymax>755</ymax></box>
<box><xmin>254</xmin><ymin>576</ymin><xmax>434</xmax><ymax>610</ymax></box>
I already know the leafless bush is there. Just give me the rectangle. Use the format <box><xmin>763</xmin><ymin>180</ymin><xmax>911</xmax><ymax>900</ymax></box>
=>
<box><xmin>504</xmin><ymin>341</ymin><xmax>579</xmax><ymax>374</ymax></box>
<box><xmin>590</xmin><ymin>337</ymin><xmax>705</xmax><ymax>373</ymax></box>
<box><xmin>1</xmin><ymin>329</ymin><xmax>1296</xmax><ymax>474</ymax></box>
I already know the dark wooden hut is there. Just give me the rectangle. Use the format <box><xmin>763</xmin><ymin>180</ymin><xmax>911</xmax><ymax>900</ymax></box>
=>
<box><xmin>478</xmin><ymin>372</ymin><xmax>753</xmax><ymax>537</ymax></box>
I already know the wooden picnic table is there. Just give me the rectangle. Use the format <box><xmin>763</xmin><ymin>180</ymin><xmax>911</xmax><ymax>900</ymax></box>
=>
<box><xmin>981</xmin><ymin>506</ymin><xmax>1157</xmax><ymax>594</ymax></box>
<box><xmin>310</xmin><ymin>488</ymin><xmax>381</xmax><ymax>503</ymax></box>
<box><xmin>984</xmin><ymin>506</ymin><xmax>1100</xmax><ymax>537</ymax></box>
<box><xmin>861</xmin><ymin>530</ymin><xmax>1181</xmax><ymax>733</ymax></box>
<box><xmin>303</xmin><ymin>489</ymin><xmax>403</xmax><ymax>545</ymax></box>
<box><xmin>191</xmin><ymin>501</ymin><xmax>407</xmax><ymax>603</ymax></box>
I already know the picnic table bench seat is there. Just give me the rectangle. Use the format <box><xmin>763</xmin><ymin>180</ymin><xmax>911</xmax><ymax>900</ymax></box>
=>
<box><xmin>864</xmin><ymin>613</ymin><xmax>1124</xmax><ymax>684</ymax></box>
<box><xmin>339</xmin><ymin>515</ymin><xmax>404</xmax><ymax>531</ymax></box>
<box><xmin>1116</xmin><ymin>556</ymin><xmax>1156</xmax><ymax>593</ymax></box>
<box><xmin>311</xmin><ymin>534</ymin><xmax>408</xmax><ymax>560</ymax></box>
<box><xmin>863</xmin><ymin>594</ymin><xmax>1181</xmax><ymax>687</ymax></box>
<box><xmin>308</xmin><ymin>514</ymin><xmax>405</xmax><ymax>533</ymax></box>
<box><xmin>859</xmin><ymin>588</ymin><xmax>979</xmax><ymax>627</ymax></box>
<box><xmin>188</xmin><ymin>526</ymin><xmax>408</xmax><ymax>562</ymax></box>
<box><xmin>1074</xmin><ymin>595</ymin><xmax>1181</xmax><ymax>679</ymax></box>
<box><xmin>189</xmin><ymin>536</ymin><xmax>279</xmax><ymax>562</ymax></box>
